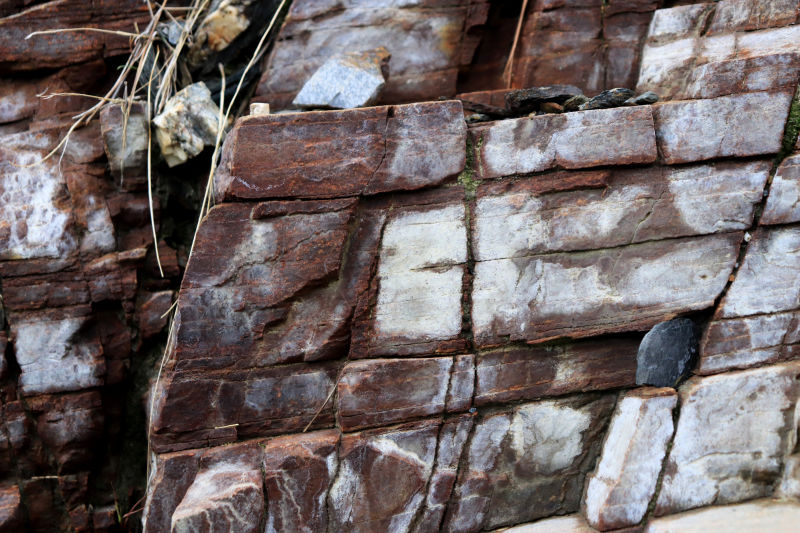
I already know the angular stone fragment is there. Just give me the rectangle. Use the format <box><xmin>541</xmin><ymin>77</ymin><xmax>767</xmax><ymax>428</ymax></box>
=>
<box><xmin>505</xmin><ymin>85</ymin><xmax>583</xmax><ymax>114</ymax></box>
<box><xmin>636</xmin><ymin>318</ymin><xmax>698</xmax><ymax>387</ymax></box>
<box><xmin>143</xmin><ymin>449</ymin><xmax>202</xmax><ymax>533</ymax></box>
<box><xmin>474</xmin><ymin>162</ymin><xmax>768</xmax><ymax>259</ymax></box>
<box><xmin>329</xmin><ymin>419</ymin><xmax>440</xmax><ymax>533</ymax></box>
<box><xmin>654</xmin><ymin>91</ymin><xmax>792</xmax><ymax>164</ymax></box>
<box><xmin>0</xmin><ymin>484</ymin><xmax>22</xmax><ymax>531</ymax></box>
<box><xmin>762</xmin><ymin>152</ymin><xmax>800</xmax><ymax>225</ymax></box>
<box><xmin>214</xmin><ymin>101</ymin><xmax>466</xmax><ymax>200</ymax></box>
<box><xmin>10</xmin><ymin>307</ymin><xmax>105</xmax><ymax>395</ymax></box>
<box><xmin>153</xmin><ymin>82</ymin><xmax>222</xmax><ymax>167</ymax></box>
<box><xmin>337</xmin><ymin>358</ymin><xmax>453</xmax><ymax>431</ymax></box>
<box><xmin>472</xmin><ymin>106</ymin><xmax>656</xmax><ymax>179</ymax></box>
<box><xmin>472</xmin><ymin>233</ymin><xmax>741</xmax><ymax>346</ymax></box>
<box><xmin>447</xmin><ymin>354</ymin><xmax>475</xmax><ymax>413</ymax></box>
<box><xmin>171</xmin><ymin>461</ymin><xmax>264</xmax><ymax>533</ymax></box>
<box><xmin>625</xmin><ymin>91</ymin><xmax>659</xmax><ymax>106</ymax></box>
<box><xmin>578</xmin><ymin>88</ymin><xmax>635</xmax><ymax>110</ymax></box>
<box><xmin>353</xmin><ymin>195</ymin><xmax>467</xmax><ymax>357</ymax></box>
<box><xmin>656</xmin><ymin>362</ymin><xmax>800</xmax><ymax>515</ymax></box>
<box><xmin>100</xmin><ymin>102</ymin><xmax>148</xmax><ymax>180</ymax></box>
<box><xmin>138</xmin><ymin>290</ymin><xmax>174</xmax><ymax>339</ymax></box>
<box><xmin>443</xmin><ymin>394</ymin><xmax>615</xmax><ymax>531</ymax></box>
<box><xmin>254</xmin><ymin>0</ymin><xmax>488</xmax><ymax>107</ymax></box>
<box><xmin>262</xmin><ymin>430</ymin><xmax>339</xmax><ymax>533</ymax></box>
<box><xmin>584</xmin><ymin>388</ymin><xmax>677</xmax><ymax>530</ymax></box>
<box><xmin>646</xmin><ymin>4</ymin><xmax>710</xmax><ymax>43</ymax></box>
<box><xmin>293</xmin><ymin>47</ymin><xmax>390</xmax><ymax>109</ymax></box>
<box><xmin>647</xmin><ymin>500</ymin><xmax>800</xmax><ymax>533</ymax></box>
<box><xmin>475</xmin><ymin>338</ymin><xmax>639</xmax><ymax>406</ymax></box>
<box><xmin>718</xmin><ymin>227</ymin><xmax>800</xmax><ymax>318</ymax></box>
<box><xmin>699</xmin><ymin>311</ymin><xmax>800</xmax><ymax>374</ymax></box>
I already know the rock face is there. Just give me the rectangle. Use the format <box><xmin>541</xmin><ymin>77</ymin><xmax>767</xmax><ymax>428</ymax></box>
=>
<box><xmin>636</xmin><ymin>319</ymin><xmax>698</xmax><ymax>387</ymax></box>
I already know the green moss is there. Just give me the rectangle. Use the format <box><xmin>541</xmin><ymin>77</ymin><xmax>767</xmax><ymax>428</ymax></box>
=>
<box><xmin>780</xmin><ymin>87</ymin><xmax>800</xmax><ymax>160</ymax></box>
<box><xmin>457</xmin><ymin>135</ymin><xmax>479</xmax><ymax>201</ymax></box>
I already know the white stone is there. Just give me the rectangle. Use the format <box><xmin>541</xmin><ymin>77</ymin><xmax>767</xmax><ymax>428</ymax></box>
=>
<box><xmin>646</xmin><ymin>500</ymin><xmax>800</xmax><ymax>533</ymax></box>
<box><xmin>656</xmin><ymin>363</ymin><xmax>800</xmax><ymax>515</ymax></box>
<box><xmin>153</xmin><ymin>82</ymin><xmax>222</xmax><ymax>167</ymax></box>
<box><xmin>762</xmin><ymin>153</ymin><xmax>800</xmax><ymax>225</ymax></box>
<box><xmin>497</xmin><ymin>515</ymin><xmax>597</xmax><ymax>533</ymax></box>
<box><xmin>719</xmin><ymin>226</ymin><xmax>800</xmax><ymax>318</ymax></box>
<box><xmin>374</xmin><ymin>204</ymin><xmax>466</xmax><ymax>343</ymax></box>
<box><xmin>647</xmin><ymin>4</ymin><xmax>710</xmax><ymax>42</ymax></box>
<box><xmin>293</xmin><ymin>48</ymin><xmax>388</xmax><ymax>109</ymax></box>
<box><xmin>637</xmin><ymin>38</ymin><xmax>697</xmax><ymax>93</ymax></box>
<box><xmin>584</xmin><ymin>389</ymin><xmax>677</xmax><ymax>530</ymax></box>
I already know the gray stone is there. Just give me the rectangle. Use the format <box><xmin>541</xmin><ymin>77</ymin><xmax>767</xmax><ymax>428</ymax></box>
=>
<box><xmin>563</xmin><ymin>95</ymin><xmax>589</xmax><ymax>112</ymax></box>
<box><xmin>100</xmin><ymin>102</ymin><xmax>148</xmax><ymax>180</ymax></box>
<box><xmin>579</xmin><ymin>88</ymin><xmax>635</xmax><ymax>110</ymax></box>
<box><xmin>292</xmin><ymin>47</ymin><xmax>390</xmax><ymax>110</ymax></box>
<box><xmin>624</xmin><ymin>91</ymin><xmax>659</xmax><ymax>106</ymax></box>
<box><xmin>153</xmin><ymin>82</ymin><xmax>223</xmax><ymax>167</ymax></box>
<box><xmin>636</xmin><ymin>318</ymin><xmax>698</xmax><ymax>387</ymax></box>
<box><xmin>505</xmin><ymin>84</ymin><xmax>583</xmax><ymax>114</ymax></box>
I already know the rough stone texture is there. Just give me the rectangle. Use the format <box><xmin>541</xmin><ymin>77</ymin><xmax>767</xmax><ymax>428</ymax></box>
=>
<box><xmin>762</xmin><ymin>152</ymin><xmax>800</xmax><ymax>225</ymax></box>
<box><xmin>153</xmin><ymin>82</ymin><xmax>222</xmax><ymax>167</ymax></box>
<box><xmin>656</xmin><ymin>362</ymin><xmax>800</xmax><ymax>515</ymax></box>
<box><xmin>583</xmin><ymin>388</ymin><xmax>677</xmax><ymax>530</ymax></box>
<box><xmin>653</xmin><ymin>91</ymin><xmax>793</xmax><ymax>165</ymax></box>
<box><xmin>254</xmin><ymin>0</ymin><xmax>489</xmax><ymax>108</ymax></box>
<box><xmin>499</xmin><ymin>515</ymin><xmax>598</xmax><ymax>533</ymax></box>
<box><xmin>293</xmin><ymin>47</ymin><xmax>390</xmax><ymax>109</ymax></box>
<box><xmin>475</xmin><ymin>338</ymin><xmax>639</xmax><ymax>406</ymax></box>
<box><xmin>0</xmin><ymin>484</ymin><xmax>22</xmax><ymax>531</ymax></box>
<box><xmin>636</xmin><ymin>319</ymin><xmax>698</xmax><ymax>387</ymax></box>
<box><xmin>214</xmin><ymin>101</ymin><xmax>466</xmax><ymax>201</ymax></box>
<box><xmin>646</xmin><ymin>500</ymin><xmax>800</xmax><ymax>533</ymax></box>
<box><xmin>443</xmin><ymin>394</ymin><xmax>616</xmax><ymax>532</ymax></box>
<box><xmin>471</xmin><ymin>106</ymin><xmax>656</xmax><ymax>179</ymax></box>
<box><xmin>100</xmin><ymin>102</ymin><xmax>148</xmax><ymax>181</ymax></box>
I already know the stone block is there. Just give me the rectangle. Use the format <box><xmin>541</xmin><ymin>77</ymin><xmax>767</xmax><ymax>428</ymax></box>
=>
<box><xmin>654</xmin><ymin>91</ymin><xmax>792</xmax><ymax>164</ymax></box>
<box><xmin>763</xmin><ymin>152</ymin><xmax>800</xmax><ymax>225</ymax></box>
<box><xmin>143</xmin><ymin>449</ymin><xmax>202</xmax><ymax>533</ymax></box>
<box><xmin>214</xmin><ymin>101</ymin><xmax>466</xmax><ymax>201</ymax></box>
<box><xmin>475</xmin><ymin>338</ymin><xmax>639</xmax><ymax>406</ymax></box>
<box><xmin>583</xmin><ymin>388</ymin><xmax>677</xmax><ymax>530</ymax></box>
<box><xmin>443</xmin><ymin>394</ymin><xmax>615</xmax><ymax>531</ymax></box>
<box><xmin>707</xmin><ymin>0</ymin><xmax>800</xmax><ymax>35</ymax></box>
<box><xmin>471</xmin><ymin>106</ymin><xmax>656</xmax><ymax>179</ymax></box>
<box><xmin>647</xmin><ymin>500</ymin><xmax>800</xmax><ymax>533</ymax></box>
<box><xmin>655</xmin><ymin>362</ymin><xmax>800</xmax><ymax>515</ymax></box>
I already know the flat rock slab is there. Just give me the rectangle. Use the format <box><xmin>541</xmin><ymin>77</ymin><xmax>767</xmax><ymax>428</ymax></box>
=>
<box><xmin>471</xmin><ymin>106</ymin><xmax>656</xmax><ymax>179</ymax></box>
<box><xmin>762</xmin><ymin>152</ymin><xmax>800</xmax><ymax>225</ymax></box>
<box><xmin>655</xmin><ymin>362</ymin><xmax>800</xmax><ymax>515</ymax></box>
<box><xmin>636</xmin><ymin>318</ymin><xmax>698</xmax><ymax>387</ymax></box>
<box><xmin>472</xmin><ymin>233</ymin><xmax>741</xmax><ymax>346</ymax></box>
<box><xmin>647</xmin><ymin>499</ymin><xmax>800</xmax><ymax>533</ymax></box>
<box><xmin>653</xmin><ymin>91</ymin><xmax>793</xmax><ymax>164</ymax></box>
<box><xmin>443</xmin><ymin>394</ymin><xmax>615</xmax><ymax>532</ymax></box>
<box><xmin>214</xmin><ymin>101</ymin><xmax>466</xmax><ymax>200</ymax></box>
<box><xmin>584</xmin><ymin>388</ymin><xmax>677</xmax><ymax>531</ymax></box>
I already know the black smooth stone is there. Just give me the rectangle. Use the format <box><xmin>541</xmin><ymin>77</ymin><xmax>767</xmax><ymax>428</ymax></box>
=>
<box><xmin>636</xmin><ymin>318</ymin><xmax>698</xmax><ymax>387</ymax></box>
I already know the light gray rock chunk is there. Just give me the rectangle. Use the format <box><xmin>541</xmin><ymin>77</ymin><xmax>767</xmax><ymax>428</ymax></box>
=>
<box><xmin>655</xmin><ymin>362</ymin><xmax>800</xmax><ymax>515</ymax></box>
<box><xmin>293</xmin><ymin>48</ymin><xmax>390</xmax><ymax>109</ymax></box>
<box><xmin>762</xmin><ymin>152</ymin><xmax>800</xmax><ymax>225</ymax></box>
<box><xmin>153</xmin><ymin>82</ymin><xmax>222</xmax><ymax>167</ymax></box>
<box><xmin>583</xmin><ymin>388</ymin><xmax>677</xmax><ymax>531</ymax></box>
<box><xmin>100</xmin><ymin>103</ymin><xmax>148</xmax><ymax>179</ymax></box>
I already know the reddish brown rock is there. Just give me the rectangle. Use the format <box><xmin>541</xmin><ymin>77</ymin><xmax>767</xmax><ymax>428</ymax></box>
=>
<box><xmin>328</xmin><ymin>419</ymin><xmax>440</xmax><ymax>533</ymax></box>
<box><xmin>137</xmin><ymin>290</ymin><xmax>174</xmax><ymax>339</ymax></box>
<box><xmin>472</xmin><ymin>233</ymin><xmax>741</xmax><ymax>347</ymax></box>
<box><xmin>254</xmin><ymin>0</ymin><xmax>488</xmax><ymax>107</ymax></box>
<box><xmin>262</xmin><ymin>430</ymin><xmax>339</xmax><ymax>533</ymax></box>
<box><xmin>706</xmin><ymin>0</ymin><xmax>800</xmax><ymax>34</ymax></box>
<box><xmin>142</xmin><ymin>449</ymin><xmax>202</xmax><ymax>533</ymax></box>
<box><xmin>762</xmin><ymin>152</ymin><xmax>800</xmax><ymax>225</ymax></box>
<box><xmin>214</xmin><ymin>101</ymin><xmax>466</xmax><ymax>201</ymax></box>
<box><xmin>0</xmin><ymin>484</ymin><xmax>22</xmax><ymax>531</ymax></box>
<box><xmin>337</xmin><ymin>357</ymin><xmax>458</xmax><ymax>431</ymax></box>
<box><xmin>471</xmin><ymin>106</ymin><xmax>656</xmax><ymax>180</ymax></box>
<box><xmin>654</xmin><ymin>91</ymin><xmax>793</xmax><ymax>165</ymax></box>
<box><xmin>443</xmin><ymin>394</ymin><xmax>616</xmax><ymax>532</ymax></box>
<box><xmin>475</xmin><ymin>338</ymin><xmax>639</xmax><ymax>406</ymax></box>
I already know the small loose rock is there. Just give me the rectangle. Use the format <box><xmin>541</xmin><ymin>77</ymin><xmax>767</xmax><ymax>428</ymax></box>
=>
<box><xmin>505</xmin><ymin>84</ymin><xmax>582</xmax><ymax>114</ymax></box>
<box><xmin>636</xmin><ymin>318</ymin><xmax>698</xmax><ymax>387</ymax></box>
<box><xmin>624</xmin><ymin>91</ymin><xmax>659</xmax><ymax>106</ymax></box>
<box><xmin>579</xmin><ymin>88</ymin><xmax>635</xmax><ymax>111</ymax></box>
<box><xmin>563</xmin><ymin>94</ymin><xmax>589</xmax><ymax>112</ymax></box>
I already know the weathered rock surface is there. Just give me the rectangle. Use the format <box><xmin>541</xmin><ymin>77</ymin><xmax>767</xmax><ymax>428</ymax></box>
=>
<box><xmin>656</xmin><ymin>362</ymin><xmax>800</xmax><ymax>515</ymax></box>
<box><xmin>471</xmin><ymin>106</ymin><xmax>656</xmax><ymax>179</ymax></box>
<box><xmin>647</xmin><ymin>499</ymin><xmax>800</xmax><ymax>533</ymax></box>
<box><xmin>636</xmin><ymin>319</ymin><xmax>698</xmax><ymax>387</ymax></box>
<box><xmin>579</xmin><ymin>88</ymin><xmax>635</xmax><ymax>110</ymax></box>
<box><xmin>584</xmin><ymin>388</ymin><xmax>677</xmax><ymax>530</ymax></box>
<box><xmin>100</xmin><ymin>102</ymin><xmax>148</xmax><ymax>181</ymax></box>
<box><xmin>504</xmin><ymin>85</ymin><xmax>583</xmax><ymax>114</ymax></box>
<box><xmin>653</xmin><ymin>91</ymin><xmax>793</xmax><ymax>164</ymax></box>
<box><xmin>153</xmin><ymin>82</ymin><xmax>222</xmax><ymax>167</ymax></box>
<box><xmin>254</xmin><ymin>0</ymin><xmax>489</xmax><ymax>108</ymax></box>
<box><xmin>443</xmin><ymin>394</ymin><xmax>615</xmax><ymax>531</ymax></box>
<box><xmin>0</xmin><ymin>484</ymin><xmax>22</xmax><ymax>531</ymax></box>
<box><xmin>499</xmin><ymin>514</ymin><xmax>598</xmax><ymax>533</ymax></box>
<box><xmin>762</xmin><ymin>152</ymin><xmax>800</xmax><ymax>225</ymax></box>
<box><xmin>293</xmin><ymin>47</ymin><xmax>390</xmax><ymax>109</ymax></box>
<box><xmin>214</xmin><ymin>101</ymin><xmax>466</xmax><ymax>201</ymax></box>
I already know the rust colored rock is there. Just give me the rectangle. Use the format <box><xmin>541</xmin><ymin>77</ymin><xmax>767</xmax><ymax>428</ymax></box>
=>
<box><xmin>0</xmin><ymin>484</ymin><xmax>22</xmax><ymax>531</ymax></box>
<box><xmin>214</xmin><ymin>101</ymin><xmax>466</xmax><ymax>201</ymax></box>
<box><xmin>328</xmin><ymin>419</ymin><xmax>441</xmax><ymax>533</ymax></box>
<box><xmin>142</xmin><ymin>449</ymin><xmax>202</xmax><ymax>533</ymax></box>
<box><xmin>654</xmin><ymin>91</ymin><xmax>792</xmax><ymax>165</ymax></box>
<box><xmin>254</xmin><ymin>0</ymin><xmax>488</xmax><ymax>107</ymax></box>
<box><xmin>137</xmin><ymin>290</ymin><xmax>174</xmax><ymax>339</ymax></box>
<box><xmin>475</xmin><ymin>338</ymin><xmax>639</xmax><ymax>406</ymax></box>
<box><xmin>337</xmin><ymin>357</ymin><xmax>463</xmax><ymax>431</ymax></box>
<box><xmin>0</xmin><ymin>0</ymin><xmax>151</xmax><ymax>73</ymax></box>
<box><xmin>471</xmin><ymin>106</ymin><xmax>656</xmax><ymax>179</ymax></box>
<box><xmin>443</xmin><ymin>394</ymin><xmax>616</xmax><ymax>531</ymax></box>
<box><xmin>762</xmin><ymin>152</ymin><xmax>800</xmax><ymax>225</ymax></box>
<box><xmin>473</xmin><ymin>233</ymin><xmax>741</xmax><ymax>347</ymax></box>
<box><xmin>262</xmin><ymin>430</ymin><xmax>339</xmax><ymax>533</ymax></box>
